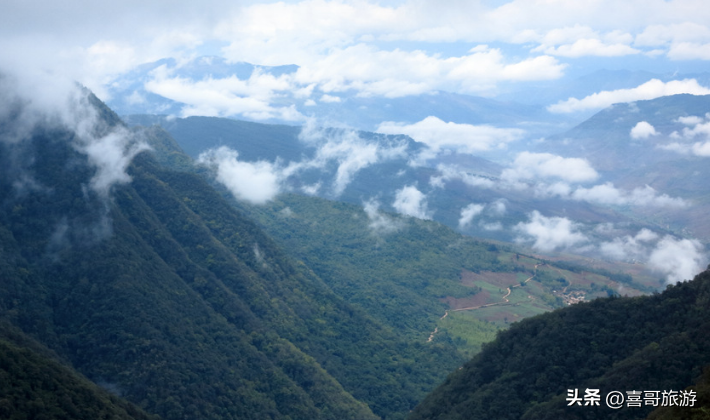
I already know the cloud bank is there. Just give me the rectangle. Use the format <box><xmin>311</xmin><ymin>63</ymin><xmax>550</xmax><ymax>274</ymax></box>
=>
<box><xmin>502</xmin><ymin>152</ymin><xmax>599</xmax><ymax>184</ymax></box>
<box><xmin>600</xmin><ymin>229</ymin><xmax>706</xmax><ymax>284</ymax></box>
<box><xmin>198</xmin><ymin>121</ymin><xmax>411</xmax><ymax>203</ymax></box>
<box><xmin>660</xmin><ymin>113</ymin><xmax>710</xmax><ymax>156</ymax></box>
<box><xmin>515</xmin><ymin>210</ymin><xmax>707</xmax><ymax>284</ymax></box>
<box><xmin>549</xmin><ymin>79</ymin><xmax>710</xmax><ymax>113</ymax></box>
<box><xmin>377</xmin><ymin>116</ymin><xmax>525</xmax><ymax>155</ymax></box>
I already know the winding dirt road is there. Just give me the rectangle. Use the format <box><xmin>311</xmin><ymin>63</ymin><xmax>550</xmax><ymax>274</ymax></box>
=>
<box><xmin>427</xmin><ymin>264</ymin><xmax>540</xmax><ymax>342</ymax></box>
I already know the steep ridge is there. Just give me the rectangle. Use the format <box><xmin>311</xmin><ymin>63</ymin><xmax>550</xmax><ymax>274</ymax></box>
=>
<box><xmin>0</xmin><ymin>87</ymin><xmax>482</xmax><ymax>420</ymax></box>
<box><xmin>0</xmin><ymin>321</ymin><xmax>158</xmax><ymax>420</ymax></box>
<box><xmin>0</xmin><ymin>94</ymin><xmax>384</xmax><ymax>419</ymax></box>
<box><xmin>407</xmin><ymin>268</ymin><xmax>710</xmax><ymax>420</ymax></box>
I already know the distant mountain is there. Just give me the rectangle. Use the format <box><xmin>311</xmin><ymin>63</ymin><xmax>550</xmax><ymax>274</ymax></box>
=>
<box><xmin>497</xmin><ymin>69</ymin><xmax>710</xmax><ymax>107</ymax></box>
<box><xmin>537</xmin><ymin>94</ymin><xmax>710</xmax><ymax>239</ymax></box>
<box><xmin>408</xmin><ymin>269</ymin><xmax>710</xmax><ymax>420</ymax></box>
<box><xmin>123</xmin><ymin>114</ymin><xmax>657</xmax><ymax>249</ymax></box>
<box><xmin>107</xmin><ymin>56</ymin><xmax>576</xmax><ymax>135</ymax></box>
<box><xmin>0</xmin><ymin>90</ymin><xmax>414</xmax><ymax>420</ymax></box>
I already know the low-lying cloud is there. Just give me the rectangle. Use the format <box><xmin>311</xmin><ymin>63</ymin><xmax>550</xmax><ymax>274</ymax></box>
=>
<box><xmin>145</xmin><ymin>65</ymin><xmax>305</xmax><ymax>121</ymax></box>
<box><xmin>458</xmin><ymin>203</ymin><xmax>485</xmax><ymax>228</ymax></box>
<box><xmin>199</xmin><ymin>120</ymin><xmax>410</xmax><ymax>203</ymax></box>
<box><xmin>198</xmin><ymin>146</ymin><xmax>283</xmax><ymax>205</ymax></box>
<box><xmin>0</xmin><ymin>68</ymin><xmax>148</xmax><ymax>198</ymax></box>
<box><xmin>548</xmin><ymin>79</ymin><xmax>710</xmax><ymax>113</ymax></box>
<box><xmin>298</xmin><ymin>121</ymin><xmax>409</xmax><ymax>196</ymax></box>
<box><xmin>515</xmin><ymin>211</ymin><xmax>707</xmax><ymax>284</ymax></box>
<box><xmin>648</xmin><ymin>236</ymin><xmax>706</xmax><ymax>284</ymax></box>
<box><xmin>514</xmin><ymin>210</ymin><xmax>589</xmax><ymax>253</ymax></box>
<box><xmin>660</xmin><ymin>113</ymin><xmax>710</xmax><ymax>157</ymax></box>
<box><xmin>429</xmin><ymin>164</ymin><xmax>496</xmax><ymax>189</ymax></box>
<box><xmin>363</xmin><ymin>198</ymin><xmax>404</xmax><ymax>234</ymax></box>
<box><xmin>630</xmin><ymin>121</ymin><xmax>658</xmax><ymax>139</ymax></box>
<box><xmin>502</xmin><ymin>152</ymin><xmax>599</xmax><ymax>184</ymax></box>
<box><xmin>393</xmin><ymin>185</ymin><xmax>431</xmax><ymax>220</ymax></box>
<box><xmin>600</xmin><ymin>229</ymin><xmax>706</xmax><ymax>284</ymax></box>
<box><xmin>377</xmin><ymin>116</ymin><xmax>525</xmax><ymax>155</ymax></box>
<box><xmin>570</xmin><ymin>183</ymin><xmax>687</xmax><ymax>207</ymax></box>
<box><xmin>0</xmin><ymin>67</ymin><xmax>150</xmax><ymax>248</ymax></box>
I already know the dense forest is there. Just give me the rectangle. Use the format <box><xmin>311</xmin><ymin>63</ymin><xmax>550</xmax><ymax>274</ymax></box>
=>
<box><xmin>0</xmin><ymin>90</ymin><xmax>464</xmax><ymax>419</ymax></box>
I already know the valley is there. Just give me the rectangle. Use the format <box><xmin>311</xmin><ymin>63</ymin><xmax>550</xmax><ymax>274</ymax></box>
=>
<box><xmin>4</xmin><ymin>4</ymin><xmax>710</xmax><ymax>416</ymax></box>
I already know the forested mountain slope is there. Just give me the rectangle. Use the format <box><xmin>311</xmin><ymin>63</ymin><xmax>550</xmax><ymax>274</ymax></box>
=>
<box><xmin>0</xmin><ymin>321</ymin><xmax>158</xmax><ymax>420</ymax></box>
<box><xmin>0</xmin><ymin>89</ymin><xmax>456</xmax><ymax>420</ymax></box>
<box><xmin>408</xmin><ymin>268</ymin><xmax>710</xmax><ymax>420</ymax></box>
<box><xmin>0</xmin><ymin>85</ymin><xmax>667</xmax><ymax>420</ymax></box>
<box><xmin>235</xmin><ymin>194</ymin><xmax>651</xmax><ymax>358</ymax></box>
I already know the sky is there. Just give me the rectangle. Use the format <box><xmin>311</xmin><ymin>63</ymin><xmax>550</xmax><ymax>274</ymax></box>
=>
<box><xmin>2</xmin><ymin>0</ymin><xmax>710</xmax><ymax>107</ymax></box>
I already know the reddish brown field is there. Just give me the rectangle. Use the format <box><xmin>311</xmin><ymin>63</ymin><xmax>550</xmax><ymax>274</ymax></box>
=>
<box><xmin>461</xmin><ymin>270</ymin><xmax>521</xmax><ymax>288</ymax></box>
<box><xmin>441</xmin><ymin>290</ymin><xmax>493</xmax><ymax>310</ymax></box>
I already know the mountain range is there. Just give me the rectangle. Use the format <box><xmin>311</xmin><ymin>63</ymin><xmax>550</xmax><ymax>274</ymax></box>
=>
<box><xmin>1</xmin><ymin>74</ymin><xmax>710</xmax><ymax>419</ymax></box>
<box><xmin>122</xmin><ymin>90</ymin><xmax>710</xmax><ymax>286</ymax></box>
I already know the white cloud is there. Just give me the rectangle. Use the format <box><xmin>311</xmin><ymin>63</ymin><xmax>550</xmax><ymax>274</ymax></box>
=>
<box><xmin>635</xmin><ymin>22</ymin><xmax>710</xmax><ymax>47</ymax></box>
<box><xmin>459</xmin><ymin>203</ymin><xmax>485</xmax><ymax>228</ymax></box>
<box><xmin>429</xmin><ymin>164</ymin><xmax>496</xmax><ymax>189</ymax></box>
<box><xmin>667</xmin><ymin>42</ymin><xmax>710</xmax><ymax>60</ymax></box>
<box><xmin>630</xmin><ymin>121</ymin><xmax>658</xmax><ymax>139</ymax></box>
<box><xmin>502</xmin><ymin>152</ymin><xmax>599</xmax><ymax>184</ymax></box>
<box><xmin>682</xmin><ymin>119</ymin><xmax>710</xmax><ymax>138</ymax></box>
<box><xmin>648</xmin><ymin>236</ymin><xmax>706</xmax><ymax>284</ymax></box>
<box><xmin>144</xmin><ymin>66</ymin><xmax>305</xmax><ymax>121</ymax></box>
<box><xmin>392</xmin><ymin>185</ymin><xmax>431</xmax><ymax>220</ymax></box>
<box><xmin>377</xmin><ymin>116</ymin><xmax>525</xmax><ymax>155</ymax></box>
<box><xmin>538</xmin><ymin>38</ymin><xmax>640</xmax><ymax>58</ymax></box>
<box><xmin>597</xmin><ymin>227</ymin><xmax>706</xmax><ymax>284</ymax></box>
<box><xmin>0</xmin><ymin>69</ymin><xmax>148</xmax><ymax>197</ymax></box>
<box><xmin>529</xmin><ymin>26</ymin><xmax>641</xmax><ymax>58</ymax></box>
<box><xmin>514</xmin><ymin>210</ymin><xmax>588</xmax><ymax>253</ymax></box>
<box><xmin>198</xmin><ymin>146</ymin><xmax>283</xmax><ymax>205</ymax></box>
<box><xmin>480</xmin><ymin>221</ymin><xmax>503</xmax><ymax>231</ymax></box>
<box><xmin>301</xmin><ymin>182</ymin><xmax>322</xmax><ymax>195</ymax></box>
<box><xmin>599</xmin><ymin>228</ymin><xmax>659</xmax><ymax>261</ymax></box>
<box><xmin>691</xmin><ymin>142</ymin><xmax>710</xmax><ymax>156</ymax></box>
<box><xmin>601</xmin><ymin>227</ymin><xmax>709</xmax><ymax>284</ymax></box>
<box><xmin>571</xmin><ymin>183</ymin><xmax>687</xmax><ymax>207</ymax></box>
<box><xmin>289</xmin><ymin>43</ymin><xmax>566</xmax><ymax>98</ymax></box>
<box><xmin>363</xmin><ymin>198</ymin><xmax>404</xmax><ymax>234</ymax></box>
<box><xmin>298</xmin><ymin>122</ymin><xmax>408</xmax><ymax>196</ymax></box>
<box><xmin>663</xmin><ymin>140</ymin><xmax>710</xmax><ymax>157</ymax></box>
<box><xmin>320</xmin><ymin>94</ymin><xmax>341</xmax><ymax>103</ymax></box>
<box><xmin>548</xmin><ymin>79</ymin><xmax>710</xmax><ymax>113</ymax></box>
<box><xmin>6</xmin><ymin>0</ymin><xmax>710</xmax><ymax>105</ymax></box>
<box><xmin>677</xmin><ymin>115</ymin><xmax>704</xmax><ymax>125</ymax></box>
<box><xmin>657</xmin><ymin>115</ymin><xmax>710</xmax><ymax>156</ymax></box>
<box><xmin>81</xmin><ymin>129</ymin><xmax>150</xmax><ymax>197</ymax></box>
